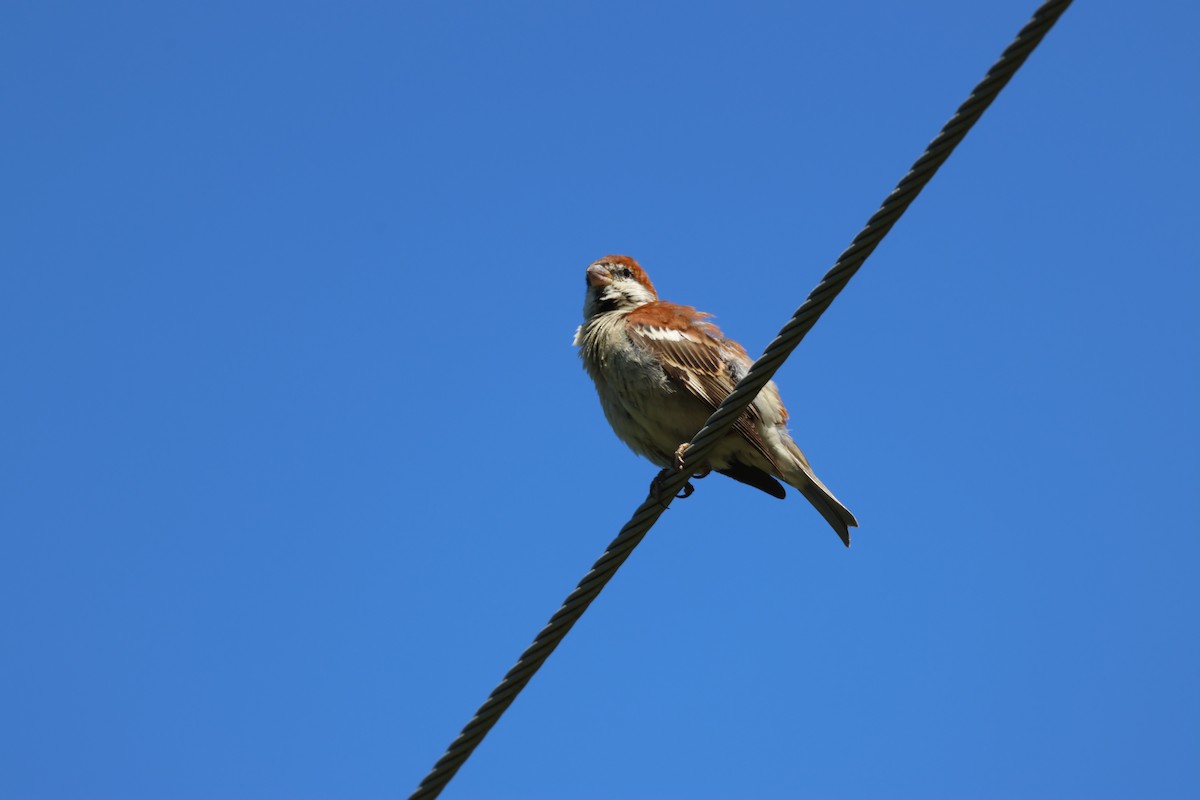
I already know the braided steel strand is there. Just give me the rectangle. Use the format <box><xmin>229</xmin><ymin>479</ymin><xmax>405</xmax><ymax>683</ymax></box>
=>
<box><xmin>408</xmin><ymin>495</ymin><xmax>674</xmax><ymax>800</ymax></box>
<box><xmin>682</xmin><ymin>0</ymin><xmax>1072</xmax><ymax>472</ymax></box>
<box><xmin>408</xmin><ymin>2</ymin><xmax>1072</xmax><ymax>797</ymax></box>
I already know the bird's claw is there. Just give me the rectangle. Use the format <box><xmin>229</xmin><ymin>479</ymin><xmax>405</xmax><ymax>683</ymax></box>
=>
<box><xmin>673</xmin><ymin>443</ymin><xmax>690</xmax><ymax>473</ymax></box>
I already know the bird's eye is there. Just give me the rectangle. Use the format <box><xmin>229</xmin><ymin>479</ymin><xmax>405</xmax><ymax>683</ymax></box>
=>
<box><xmin>615</xmin><ymin>266</ymin><xmax>632</xmax><ymax>279</ymax></box>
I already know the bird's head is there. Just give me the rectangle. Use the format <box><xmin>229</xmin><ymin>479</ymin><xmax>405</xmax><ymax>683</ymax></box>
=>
<box><xmin>582</xmin><ymin>255</ymin><xmax>658</xmax><ymax>319</ymax></box>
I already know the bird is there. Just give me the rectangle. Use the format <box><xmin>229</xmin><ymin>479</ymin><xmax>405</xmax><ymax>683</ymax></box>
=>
<box><xmin>573</xmin><ymin>255</ymin><xmax>858</xmax><ymax>546</ymax></box>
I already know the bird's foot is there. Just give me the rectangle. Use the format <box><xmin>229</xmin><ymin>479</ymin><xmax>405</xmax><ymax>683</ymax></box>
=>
<box><xmin>650</xmin><ymin>468</ymin><xmax>695</xmax><ymax>508</ymax></box>
<box><xmin>674</xmin><ymin>443</ymin><xmax>712</xmax><ymax>480</ymax></box>
<box><xmin>645</xmin><ymin>444</ymin><xmax>710</xmax><ymax>507</ymax></box>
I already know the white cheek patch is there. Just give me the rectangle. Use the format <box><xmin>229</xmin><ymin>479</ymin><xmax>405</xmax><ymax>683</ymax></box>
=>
<box><xmin>638</xmin><ymin>326</ymin><xmax>689</xmax><ymax>342</ymax></box>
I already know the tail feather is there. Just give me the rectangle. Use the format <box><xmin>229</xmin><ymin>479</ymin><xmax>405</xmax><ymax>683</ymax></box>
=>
<box><xmin>783</xmin><ymin>458</ymin><xmax>858</xmax><ymax>547</ymax></box>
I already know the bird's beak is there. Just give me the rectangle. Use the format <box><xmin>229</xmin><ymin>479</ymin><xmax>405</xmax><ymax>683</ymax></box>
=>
<box><xmin>586</xmin><ymin>264</ymin><xmax>612</xmax><ymax>287</ymax></box>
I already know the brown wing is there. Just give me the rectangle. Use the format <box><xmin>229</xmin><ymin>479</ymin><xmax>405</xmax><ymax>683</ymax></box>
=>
<box><xmin>625</xmin><ymin>302</ymin><xmax>784</xmax><ymax>474</ymax></box>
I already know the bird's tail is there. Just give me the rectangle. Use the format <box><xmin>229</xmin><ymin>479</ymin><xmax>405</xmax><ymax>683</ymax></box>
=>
<box><xmin>780</xmin><ymin>446</ymin><xmax>858</xmax><ymax>547</ymax></box>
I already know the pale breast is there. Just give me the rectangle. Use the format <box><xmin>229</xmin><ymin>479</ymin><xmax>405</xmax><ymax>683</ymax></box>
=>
<box><xmin>576</xmin><ymin>313</ymin><xmax>716</xmax><ymax>464</ymax></box>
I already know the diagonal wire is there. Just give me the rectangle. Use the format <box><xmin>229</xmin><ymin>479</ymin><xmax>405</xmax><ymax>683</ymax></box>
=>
<box><xmin>408</xmin><ymin>1</ymin><xmax>1072</xmax><ymax>797</ymax></box>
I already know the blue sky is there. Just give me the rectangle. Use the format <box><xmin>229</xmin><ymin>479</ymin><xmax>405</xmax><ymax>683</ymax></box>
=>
<box><xmin>3</xmin><ymin>1</ymin><xmax>1198</xmax><ymax>798</ymax></box>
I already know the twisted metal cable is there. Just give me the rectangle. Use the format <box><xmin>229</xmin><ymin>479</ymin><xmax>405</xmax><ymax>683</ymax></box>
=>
<box><xmin>409</xmin><ymin>1</ymin><xmax>1072</xmax><ymax>796</ymax></box>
